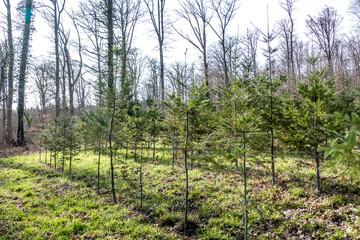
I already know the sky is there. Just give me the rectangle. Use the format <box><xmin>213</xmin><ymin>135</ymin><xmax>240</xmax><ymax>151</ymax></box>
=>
<box><xmin>1</xmin><ymin>0</ymin><xmax>354</xmax><ymax>63</ymax></box>
<box><xmin>0</xmin><ymin>0</ymin><xmax>355</xmax><ymax>107</ymax></box>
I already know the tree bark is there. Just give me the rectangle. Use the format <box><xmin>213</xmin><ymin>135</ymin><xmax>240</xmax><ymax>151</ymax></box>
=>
<box><xmin>5</xmin><ymin>0</ymin><xmax>14</xmax><ymax>143</ymax></box>
<box><xmin>107</xmin><ymin>0</ymin><xmax>114</xmax><ymax>103</ymax></box>
<box><xmin>17</xmin><ymin>0</ymin><xmax>34</xmax><ymax>146</ymax></box>
<box><xmin>1</xmin><ymin>62</ymin><xmax>6</xmax><ymax>140</ymax></box>
<box><xmin>54</xmin><ymin>0</ymin><xmax>62</xmax><ymax>118</ymax></box>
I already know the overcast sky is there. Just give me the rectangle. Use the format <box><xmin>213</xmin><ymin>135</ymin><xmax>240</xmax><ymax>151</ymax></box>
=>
<box><xmin>0</xmin><ymin>0</ymin><xmax>354</xmax><ymax>63</ymax></box>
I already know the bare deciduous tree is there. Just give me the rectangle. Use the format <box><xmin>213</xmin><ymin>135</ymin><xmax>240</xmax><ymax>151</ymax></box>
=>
<box><xmin>208</xmin><ymin>0</ymin><xmax>239</xmax><ymax>87</ymax></box>
<box><xmin>144</xmin><ymin>0</ymin><xmax>167</xmax><ymax>107</ymax></box>
<box><xmin>346</xmin><ymin>34</ymin><xmax>360</xmax><ymax>86</ymax></box>
<box><xmin>59</xmin><ymin>13</ymin><xmax>83</xmax><ymax>116</ymax></box>
<box><xmin>75</xmin><ymin>0</ymin><xmax>106</xmax><ymax>106</ymax></box>
<box><xmin>114</xmin><ymin>0</ymin><xmax>142</xmax><ymax>86</ymax></box>
<box><xmin>0</xmin><ymin>40</ymin><xmax>8</xmax><ymax>138</ymax></box>
<box><xmin>306</xmin><ymin>6</ymin><xmax>342</xmax><ymax>76</ymax></box>
<box><xmin>146</xmin><ymin>57</ymin><xmax>160</xmax><ymax>101</ymax></box>
<box><xmin>349</xmin><ymin>0</ymin><xmax>360</xmax><ymax>26</ymax></box>
<box><xmin>32</xmin><ymin>60</ymin><xmax>54</xmax><ymax>123</ymax></box>
<box><xmin>241</xmin><ymin>28</ymin><xmax>260</xmax><ymax>78</ymax></box>
<box><xmin>128</xmin><ymin>48</ymin><xmax>146</xmax><ymax>100</ymax></box>
<box><xmin>41</xmin><ymin>0</ymin><xmax>66</xmax><ymax>118</ymax></box>
<box><xmin>279</xmin><ymin>0</ymin><xmax>296</xmax><ymax>79</ymax></box>
<box><xmin>175</xmin><ymin>0</ymin><xmax>211</xmax><ymax>86</ymax></box>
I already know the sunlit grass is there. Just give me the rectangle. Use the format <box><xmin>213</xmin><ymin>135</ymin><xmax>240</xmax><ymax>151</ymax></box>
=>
<box><xmin>1</xmin><ymin>148</ymin><xmax>360</xmax><ymax>239</ymax></box>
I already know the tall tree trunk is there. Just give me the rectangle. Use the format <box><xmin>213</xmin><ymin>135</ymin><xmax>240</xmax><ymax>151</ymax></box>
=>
<box><xmin>107</xmin><ymin>0</ymin><xmax>114</xmax><ymax>104</ymax></box>
<box><xmin>160</xmin><ymin>43</ymin><xmax>165</xmax><ymax>107</ymax></box>
<box><xmin>120</xmin><ymin>22</ymin><xmax>127</xmax><ymax>86</ymax></box>
<box><xmin>1</xmin><ymin>63</ymin><xmax>6</xmax><ymax>140</ymax></box>
<box><xmin>17</xmin><ymin>0</ymin><xmax>34</xmax><ymax>146</ymax></box>
<box><xmin>222</xmin><ymin>40</ymin><xmax>229</xmax><ymax>88</ymax></box>
<box><xmin>267</xmin><ymin>9</ymin><xmax>276</xmax><ymax>185</ymax></box>
<box><xmin>5</xmin><ymin>0</ymin><xmax>14</xmax><ymax>143</ymax></box>
<box><xmin>54</xmin><ymin>1</ymin><xmax>61</xmax><ymax>118</ymax></box>
<box><xmin>203</xmin><ymin>51</ymin><xmax>209</xmax><ymax>87</ymax></box>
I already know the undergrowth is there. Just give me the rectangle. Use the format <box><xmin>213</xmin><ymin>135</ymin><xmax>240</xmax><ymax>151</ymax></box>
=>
<box><xmin>0</xmin><ymin>148</ymin><xmax>360</xmax><ymax>239</ymax></box>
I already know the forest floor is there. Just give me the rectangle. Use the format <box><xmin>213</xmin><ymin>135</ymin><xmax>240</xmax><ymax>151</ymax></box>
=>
<box><xmin>0</xmin><ymin>148</ymin><xmax>360</xmax><ymax>239</ymax></box>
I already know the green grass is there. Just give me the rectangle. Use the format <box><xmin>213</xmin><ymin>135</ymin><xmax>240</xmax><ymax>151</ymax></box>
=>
<box><xmin>0</xmin><ymin>149</ymin><xmax>360</xmax><ymax>239</ymax></box>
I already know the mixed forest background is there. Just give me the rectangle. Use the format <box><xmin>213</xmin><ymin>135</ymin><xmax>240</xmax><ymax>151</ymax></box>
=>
<box><xmin>1</xmin><ymin>0</ymin><xmax>360</xmax><ymax>238</ymax></box>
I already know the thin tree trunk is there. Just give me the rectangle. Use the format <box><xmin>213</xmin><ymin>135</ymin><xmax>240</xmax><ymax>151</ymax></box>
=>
<box><xmin>243</xmin><ymin>132</ymin><xmax>248</xmax><ymax>240</ymax></box>
<box><xmin>1</xmin><ymin>74</ymin><xmax>6</xmax><ymax>142</ymax></box>
<box><xmin>271</xmin><ymin>127</ymin><xmax>275</xmax><ymax>184</ymax></box>
<box><xmin>234</xmin><ymin>100</ymin><xmax>238</xmax><ymax>168</ymax></box>
<box><xmin>62</xmin><ymin>147</ymin><xmax>65</xmax><ymax>173</ymax></box>
<box><xmin>69</xmin><ymin>146</ymin><xmax>72</xmax><ymax>172</ymax></box>
<box><xmin>125</xmin><ymin>142</ymin><xmax>128</xmax><ymax>160</ymax></box>
<box><xmin>222</xmin><ymin>41</ymin><xmax>229</xmax><ymax>88</ymax></box>
<box><xmin>109</xmin><ymin>100</ymin><xmax>117</xmax><ymax>204</ymax></box>
<box><xmin>69</xmin><ymin>131</ymin><xmax>72</xmax><ymax>172</ymax></box>
<box><xmin>172</xmin><ymin>127</ymin><xmax>175</xmax><ymax>169</ymax></box>
<box><xmin>152</xmin><ymin>137</ymin><xmax>156</xmax><ymax>163</ymax></box>
<box><xmin>184</xmin><ymin>111</ymin><xmax>189</xmax><ymax>236</ymax></box>
<box><xmin>315</xmin><ymin>144</ymin><xmax>320</xmax><ymax>192</ymax></box>
<box><xmin>160</xmin><ymin>43</ymin><xmax>165</xmax><ymax>110</ymax></box>
<box><xmin>54</xmin><ymin>1</ymin><xmax>61</xmax><ymax>118</ymax></box>
<box><xmin>270</xmin><ymin>86</ymin><xmax>275</xmax><ymax>184</ymax></box>
<box><xmin>17</xmin><ymin>0</ymin><xmax>34</xmax><ymax>146</ymax></box>
<box><xmin>203</xmin><ymin>52</ymin><xmax>209</xmax><ymax>86</ymax></box>
<box><xmin>140</xmin><ymin>143</ymin><xmax>143</xmax><ymax>211</ymax></box>
<box><xmin>62</xmin><ymin>119</ymin><xmax>65</xmax><ymax>173</ymax></box>
<box><xmin>97</xmin><ymin>138</ymin><xmax>101</xmax><ymax>195</ymax></box>
<box><xmin>267</xmin><ymin>8</ymin><xmax>275</xmax><ymax>185</ymax></box>
<box><xmin>120</xmin><ymin>23</ymin><xmax>127</xmax><ymax>85</ymax></box>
